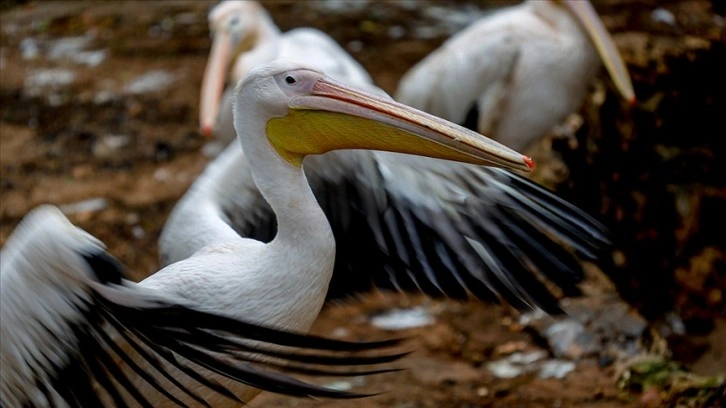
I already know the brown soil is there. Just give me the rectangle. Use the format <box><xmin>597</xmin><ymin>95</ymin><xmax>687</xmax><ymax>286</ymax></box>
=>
<box><xmin>1</xmin><ymin>1</ymin><xmax>724</xmax><ymax>407</ymax></box>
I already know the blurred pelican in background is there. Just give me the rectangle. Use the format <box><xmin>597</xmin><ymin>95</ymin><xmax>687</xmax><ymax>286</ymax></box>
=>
<box><xmin>200</xmin><ymin>0</ymin><xmax>375</xmax><ymax>140</ymax></box>
<box><xmin>396</xmin><ymin>0</ymin><xmax>635</xmax><ymax>153</ymax></box>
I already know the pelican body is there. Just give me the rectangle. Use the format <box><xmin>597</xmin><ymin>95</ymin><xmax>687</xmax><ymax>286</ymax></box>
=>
<box><xmin>2</xmin><ymin>60</ymin><xmax>533</xmax><ymax>406</ymax></box>
<box><xmin>162</xmin><ymin>1</ymin><xmax>613</xmax><ymax>312</ymax></box>
<box><xmin>395</xmin><ymin>0</ymin><xmax>635</xmax><ymax>152</ymax></box>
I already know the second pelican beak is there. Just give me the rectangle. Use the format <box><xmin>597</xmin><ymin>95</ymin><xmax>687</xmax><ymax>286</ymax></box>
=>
<box><xmin>564</xmin><ymin>0</ymin><xmax>636</xmax><ymax>105</ymax></box>
<box><xmin>200</xmin><ymin>30</ymin><xmax>234</xmax><ymax>137</ymax></box>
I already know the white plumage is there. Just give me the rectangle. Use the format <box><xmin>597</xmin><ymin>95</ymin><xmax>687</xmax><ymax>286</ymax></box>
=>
<box><xmin>395</xmin><ymin>0</ymin><xmax>635</xmax><ymax>152</ymax></box>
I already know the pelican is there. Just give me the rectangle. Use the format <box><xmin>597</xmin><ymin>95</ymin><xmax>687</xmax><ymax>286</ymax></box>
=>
<box><xmin>162</xmin><ymin>2</ymin><xmax>612</xmax><ymax>309</ymax></box>
<box><xmin>2</xmin><ymin>60</ymin><xmax>534</xmax><ymax>406</ymax></box>
<box><xmin>164</xmin><ymin>0</ymin><xmax>612</xmax><ymax>309</ymax></box>
<box><xmin>200</xmin><ymin>0</ymin><xmax>374</xmax><ymax>139</ymax></box>
<box><xmin>395</xmin><ymin>0</ymin><xmax>636</xmax><ymax>152</ymax></box>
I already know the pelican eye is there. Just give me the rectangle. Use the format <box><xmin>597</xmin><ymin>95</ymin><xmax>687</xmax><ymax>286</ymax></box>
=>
<box><xmin>285</xmin><ymin>75</ymin><xmax>297</xmax><ymax>85</ymax></box>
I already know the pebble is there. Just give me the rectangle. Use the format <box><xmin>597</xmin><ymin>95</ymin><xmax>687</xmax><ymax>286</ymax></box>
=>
<box><xmin>523</xmin><ymin>296</ymin><xmax>649</xmax><ymax>362</ymax></box>
<box><xmin>651</xmin><ymin>8</ymin><xmax>676</xmax><ymax>26</ymax></box>
<box><xmin>131</xmin><ymin>225</ymin><xmax>145</xmax><ymax>240</ymax></box>
<box><xmin>330</xmin><ymin>327</ymin><xmax>349</xmax><ymax>338</ymax></box>
<box><xmin>20</xmin><ymin>37</ymin><xmax>40</xmax><ymax>60</ymax></box>
<box><xmin>93</xmin><ymin>134</ymin><xmax>129</xmax><ymax>158</ymax></box>
<box><xmin>60</xmin><ymin>198</ymin><xmax>108</xmax><ymax>215</ymax></box>
<box><xmin>24</xmin><ymin>69</ymin><xmax>75</xmax><ymax>94</ymax></box>
<box><xmin>486</xmin><ymin>350</ymin><xmax>548</xmax><ymax>379</ymax></box>
<box><xmin>72</xmin><ymin>50</ymin><xmax>107</xmax><ymax>67</ymax></box>
<box><xmin>370</xmin><ymin>306</ymin><xmax>435</xmax><ymax>330</ymax></box>
<box><xmin>538</xmin><ymin>360</ymin><xmax>576</xmax><ymax>379</ymax></box>
<box><xmin>387</xmin><ymin>25</ymin><xmax>406</xmax><ymax>39</ymax></box>
<box><xmin>48</xmin><ymin>35</ymin><xmax>93</xmax><ymax>60</ymax></box>
<box><xmin>544</xmin><ymin>320</ymin><xmax>600</xmax><ymax>360</ymax></box>
<box><xmin>124</xmin><ymin>70</ymin><xmax>176</xmax><ymax>94</ymax></box>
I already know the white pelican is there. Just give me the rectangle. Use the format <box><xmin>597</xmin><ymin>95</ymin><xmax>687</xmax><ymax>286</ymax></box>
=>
<box><xmin>200</xmin><ymin>0</ymin><xmax>374</xmax><ymax>139</ymax></box>
<box><xmin>395</xmin><ymin>0</ymin><xmax>636</xmax><ymax>152</ymax></box>
<box><xmin>163</xmin><ymin>109</ymin><xmax>610</xmax><ymax>314</ymax></box>
<box><xmin>163</xmin><ymin>0</ymin><xmax>612</xmax><ymax>311</ymax></box>
<box><xmin>2</xmin><ymin>59</ymin><xmax>533</xmax><ymax>406</ymax></box>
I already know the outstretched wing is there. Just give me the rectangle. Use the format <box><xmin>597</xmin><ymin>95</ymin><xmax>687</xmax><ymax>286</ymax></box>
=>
<box><xmin>1</xmin><ymin>206</ymin><xmax>405</xmax><ymax>407</ymax></box>
<box><xmin>302</xmin><ymin>151</ymin><xmax>611</xmax><ymax>313</ymax></box>
<box><xmin>164</xmin><ymin>143</ymin><xmax>611</xmax><ymax>315</ymax></box>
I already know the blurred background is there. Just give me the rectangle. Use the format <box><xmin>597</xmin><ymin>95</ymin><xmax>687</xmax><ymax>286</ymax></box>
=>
<box><xmin>1</xmin><ymin>1</ymin><xmax>724</xmax><ymax>406</ymax></box>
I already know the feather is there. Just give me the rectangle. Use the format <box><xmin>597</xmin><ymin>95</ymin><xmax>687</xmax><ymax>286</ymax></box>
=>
<box><xmin>1</xmin><ymin>206</ymin><xmax>407</xmax><ymax>407</ymax></box>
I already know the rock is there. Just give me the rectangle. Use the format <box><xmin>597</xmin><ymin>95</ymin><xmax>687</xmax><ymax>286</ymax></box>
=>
<box><xmin>522</xmin><ymin>294</ymin><xmax>650</xmax><ymax>363</ymax></box>
<box><xmin>651</xmin><ymin>8</ymin><xmax>677</xmax><ymax>26</ymax></box>
<box><xmin>545</xmin><ymin>320</ymin><xmax>600</xmax><ymax>360</ymax></box>
<box><xmin>93</xmin><ymin>134</ymin><xmax>129</xmax><ymax>158</ymax></box>
<box><xmin>538</xmin><ymin>360</ymin><xmax>577</xmax><ymax>379</ymax></box>
<box><xmin>369</xmin><ymin>306</ymin><xmax>435</xmax><ymax>330</ymax></box>
<box><xmin>486</xmin><ymin>350</ymin><xmax>548</xmax><ymax>379</ymax></box>
<box><xmin>19</xmin><ymin>37</ymin><xmax>40</xmax><ymax>60</ymax></box>
<box><xmin>124</xmin><ymin>70</ymin><xmax>176</xmax><ymax>94</ymax></box>
<box><xmin>24</xmin><ymin>69</ymin><xmax>75</xmax><ymax>95</ymax></box>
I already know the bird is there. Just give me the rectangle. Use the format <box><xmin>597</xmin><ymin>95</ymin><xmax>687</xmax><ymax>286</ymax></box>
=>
<box><xmin>395</xmin><ymin>0</ymin><xmax>636</xmax><ymax>153</ymax></box>
<box><xmin>161</xmin><ymin>1</ymin><xmax>613</xmax><ymax>311</ymax></box>
<box><xmin>2</xmin><ymin>59</ymin><xmax>535</xmax><ymax>407</ymax></box>
<box><xmin>200</xmin><ymin>0</ymin><xmax>375</xmax><ymax>140</ymax></box>
<box><xmin>164</xmin><ymin>65</ymin><xmax>611</xmax><ymax>319</ymax></box>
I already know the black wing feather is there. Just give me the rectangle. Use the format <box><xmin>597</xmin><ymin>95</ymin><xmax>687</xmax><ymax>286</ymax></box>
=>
<box><xmin>103</xmin><ymin>315</ymin><xmax>212</xmax><ymax>406</ymax></box>
<box><xmin>296</xmin><ymin>152</ymin><xmax>613</xmax><ymax>311</ymax></box>
<box><xmin>31</xmin><ymin>249</ymin><xmax>407</xmax><ymax>407</ymax></box>
<box><xmin>93</xmin><ymin>319</ymin><xmax>194</xmax><ymax>407</ymax></box>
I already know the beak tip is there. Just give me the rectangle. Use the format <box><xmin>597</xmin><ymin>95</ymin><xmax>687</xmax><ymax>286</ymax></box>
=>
<box><xmin>628</xmin><ymin>96</ymin><xmax>637</xmax><ymax>107</ymax></box>
<box><xmin>524</xmin><ymin>156</ymin><xmax>535</xmax><ymax>171</ymax></box>
<box><xmin>201</xmin><ymin>124</ymin><xmax>214</xmax><ymax>138</ymax></box>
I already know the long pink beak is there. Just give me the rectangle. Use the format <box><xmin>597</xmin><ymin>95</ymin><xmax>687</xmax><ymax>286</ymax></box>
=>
<box><xmin>564</xmin><ymin>0</ymin><xmax>636</xmax><ymax>105</ymax></box>
<box><xmin>200</xmin><ymin>30</ymin><xmax>234</xmax><ymax>137</ymax></box>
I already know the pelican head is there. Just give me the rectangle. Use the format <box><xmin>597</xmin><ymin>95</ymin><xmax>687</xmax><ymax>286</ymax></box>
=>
<box><xmin>234</xmin><ymin>60</ymin><xmax>534</xmax><ymax>172</ymax></box>
<box><xmin>557</xmin><ymin>0</ymin><xmax>636</xmax><ymax>104</ymax></box>
<box><xmin>201</xmin><ymin>0</ymin><xmax>268</xmax><ymax>136</ymax></box>
<box><xmin>208</xmin><ymin>0</ymin><xmax>261</xmax><ymax>38</ymax></box>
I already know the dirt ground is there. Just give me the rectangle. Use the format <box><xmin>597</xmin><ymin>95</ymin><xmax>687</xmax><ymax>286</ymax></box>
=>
<box><xmin>1</xmin><ymin>1</ymin><xmax>724</xmax><ymax>407</ymax></box>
